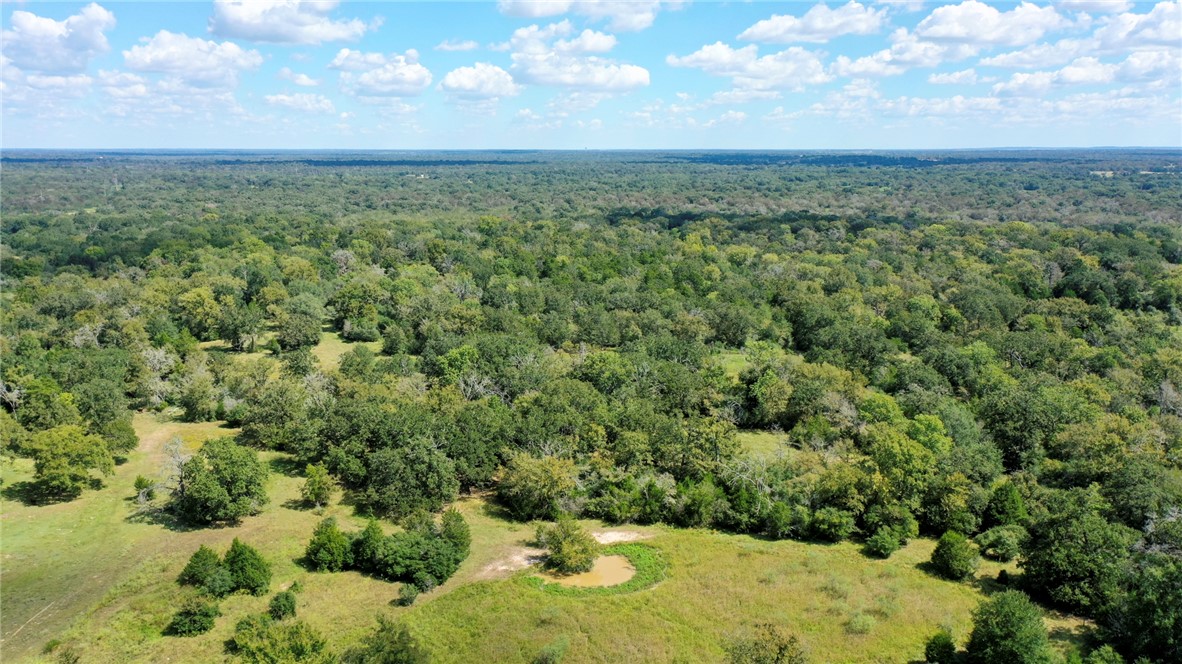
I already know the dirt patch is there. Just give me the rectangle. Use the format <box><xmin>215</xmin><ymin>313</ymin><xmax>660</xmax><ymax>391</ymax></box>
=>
<box><xmin>592</xmin><ymin>530</ymin><xmax>649</xmax><ymax>544</ymax></box>
<box><xmin>537</xmin><ymin>555</ymin><xmax>636</xmax><ymax>588</ymax></box>
<box><xmin>475</xmin><ymin>546</ymin><xmax>546</xmax><ymax>580</ymax></box>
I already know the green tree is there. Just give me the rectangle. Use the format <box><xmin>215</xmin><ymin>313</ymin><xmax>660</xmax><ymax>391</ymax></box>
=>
<box><xmin>985</xmin><ymin>480</ymin><xmax>1028</xmax><ymax>529</ymax></box>
<box><xmin>1106</xmin><ymin>551</ymin><xmax>1182</xmax><ymax>663</ymax></box>
<box><xmin>173</xmin><ymin>437</ymin><xmax>268</xmax><ymax>525</ymax></box>
<box><xmin>305</xmin><ymin>517</ymin><xmax>353</xmax><ymax>572</ymax></box>
<box><xmin>178</xmin><ymin>544</ymin><xmax>222</xmax><ymax>587</ymax></box>
<box><xmin>302</xmin><ymin>463</ymin><xmax>336</xmax><ymax>507</ymax></box>
<box><xmin>536</xmin><ymin>515</ymin><xmax>600</xmax><ymax>574</ymax></box>
<box><xmin>965</xmin><ymin>591</ymin><xmax>1052</xmax><ymax>664</ymax></box>
<box><xmin>439</xmin><ymin>508</ymin><xmax>471</xmax><ymax>557</ymax></box>
<box><xmin>29</xmin><ymin>425</ymin><xmax>114</xmax><ymax>499</ymax></box>
<box><xmin>361</xmin><ymin>440</ymin><xmax>459</xmax><ymax>519</ymax></box>
<box><xmin>497</xmin><ymin>452</ymin><xmax>578</xmax><ymax>521</ymax></box>
<box><xmin>1020</xmin><ymin>489</ymin><xmax>1136</xmax><ymax>615</ymax></box>
<box><xmin>930</xmin><ymin>531</ymin><xmax>979</xmax><ymax>581</ymax></box>
<box><xmin>224</xmin><ymin>538</ymin><xmax>272</xmax><ymax>596</ymax></box>
<box><xmin>924</xmin><ymin>629</ymin><xmax>957</xmax><ymax>663</ymax></box>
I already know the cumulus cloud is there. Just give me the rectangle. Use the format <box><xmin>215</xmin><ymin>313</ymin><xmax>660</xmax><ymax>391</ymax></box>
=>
<box><xmin>209</xmin><ymin>0</ymin><xmax>374</xmax><ymax>45</ymax></box>
<box><xmin>436</xmin><ymin>39</ymin><xmax>480</xmax><ymax>52</ymax></box>
<box><xmin>1</xmin><ymin>3</ymin><xmax>115</xmax><ymax>74</ymax></box>
<box><xmin>928</xmin><ymin>68</ymin><xmax>981</xmax><ymax>84</ymax></box>
<box><xmin>439</xmin><ymin>62</ymin><xmax>522</xmax><ymax>99</ymax></box>
<box><xmin>278</xmin><ymin>67</ymin><xmax>320</xmax><ymax>86</ymax></box>
<box><xmin>124</xmin><ymin>31</ymin><xmax>263</xmax><ymax>87</ymax></box>
<box><xmin>507</xmin><ymin>21</ymin><xmax>650</xmax><ymax>91</ymax></box>
<box><xmin>979</xmin><ymin>39</ymin><xmax>1091</xmax><ymax>68</ymax></box>
<box><xmin>1056</xmin><ymin>1</ymin><xmax>1133</xmax><ymax>13</ymax></box>
<box><xmin>829</xmin><ymin>27</ymin><xmax>977</xmax><ymax>78</ymax></box>
<box><xmin>330</xmin><ymin>48</ymin><xmax>433</xmax><ymax>97</ymax></box>
<box><xmin>668</xmin><ymin>42</ymin><xmax>832</xmax><ymax>90</ymax></box>
<box><xmin>498</xmin><ymin>0</ymin><xmax>672</xmax><ymax>32</ymax></box>
<box><xmin>739</xmin><ymin>1</ymin><xmax>888</xmax><ymax>43</ymax></box>
<box><xmin>702</xmin><ymin>109</ymin><xmax>747</xmax><ymax>127</ymax></box>
<box><xmin>915</xmin><ymin>0</ymin><xmax>1070</xmax><ymax>47</ymax></box>
<box><xmin>265</xmin><ymin>92</ymin><xmax>336</xmax><ymax>113</ymax></box>
<box><xmin>1093</xmin><ymin>0</ymin><xmax>1181</xmax><ymax>49</ymax></box>
<box><xmin>992</xmin><ymin>50</ymin><xmax>1180</xmax><ymax>95</ymax></box>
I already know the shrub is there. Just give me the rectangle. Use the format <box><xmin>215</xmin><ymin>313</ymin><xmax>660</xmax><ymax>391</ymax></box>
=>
<box><xmin>810</xmin><ymin>507</ymin><xmax>856</xmax><ymax>542</ymax></box>
<box><xmin>203</xmin><ymin>566</ymin><xmax>236</xmax><ymax>598</ymax></box>
<box><xmin>765</xmin><ymin>501</ymin><xmax>810</xmax><ymax>540</ymax></box>
<box><xmin>497</xmin><ymin>452</ymin><xmax>578</xmax><ymax>521</ymax></box>
<box><xmin>985</xmin><ymin>480</ymin><xmax>1028</xmax><ymax>528</ymax></box>
<box><xmin>269</xmin><ymin>591</ymin><xmax>297</xmax><ymax>620</ymax></box>
<box><xmin>925</xmin><ymin>629</ymin><xmax>957</xmax><ymax>663</ymax></box>
<box><xmin>134</xmin><ymin>475</ymin><xmax>155</xmax><ymax>500</ymax></box>
<box><xmin>167</xmin><ymin>596</ymin><xmax>220</xmax><ymax>636</ymax></box>
<box><xmin>342</xmin><ymin>616</ymin><xmax>429</xmax><ymax>664</ymax></box>
<box><xmin>224</xmin><ymin>538</ymin><xmax>271</xmax><ymax>596</ymax></box>
<box><xmin>440</xmin><ymin>508</ymin><xmax>471</xmax><ymax>556</ymax></box>
<box><xmin>397</xmin><ymin>583</ymin><xmax>419</xmax><ymax>607</ymax></box>
<box><xmin>931</xmin><ymin>531</ymin><xmax>979</xmax><ymax>581</ymax></box>
<box><xmin>724</xmin><ymin>623</ymin><xmax>809</xmax><ymax>664</ymax></box>
<box><xmin>172</xmin><ymin>437</ymin><xmax>268</xmax><ymax>525</ymax></box>
<box><xmin>305</xmin><ymin>517</ymin><xmax>353</xmax><ymax>572</ymax></box>
<box><xmin>533</xmin><ymin>636</ymin><xmax>570</xmax><ymax>664</ymax></box>
<box><xmin>230</xmin><ymin>614</ymin><xmax>333</xmax><ymax>664</ymax></box>
<box><xmin>352</xmin><ymin>519</ymin><xmax>387</xmax><ymax>574</ymax></box>
<box><xmin>1082</xmin><ymin>645</ymin><xmax>1125</xmax><ymax>664</ymax></box>
<box><xmin>178</xmin><ymin>544</ymin><xmax>221</xmax><ymax>587</ymax></box>
<box><xmin>846</xmin><ymin>612</ymin><xmax>875</xmax><ymax>635</ymax></box>
<box><xmin>965</xmin><ymin>590</ymin><xmax>1052</xmax><ymax>664</ymax></box>
<box><xmin>976</xmin><ymin>525</ymin><xmax>1027</xmax><ymax>562</ymax></box>
<box><xmin>864</xmin><ymin>527</ymin><xmax>902</xmax><ymax>559</ymax></box>
<box><xmin>536</xmin><ymin>515</ymin><xmax>600</xmax><ymax>574</ymax></box>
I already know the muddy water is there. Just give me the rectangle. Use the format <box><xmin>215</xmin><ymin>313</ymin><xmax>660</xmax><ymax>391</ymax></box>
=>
<box><xmin>539</xmin><ymin>555</ymin><xmax>636</xmax><ymax>587</ymax></box>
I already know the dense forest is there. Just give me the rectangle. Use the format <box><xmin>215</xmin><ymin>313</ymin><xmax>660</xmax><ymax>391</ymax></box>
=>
<box><xmin>2</xmin><ymin>150</ymin><xmax>1181</xmax><ymax>664</ymax></box>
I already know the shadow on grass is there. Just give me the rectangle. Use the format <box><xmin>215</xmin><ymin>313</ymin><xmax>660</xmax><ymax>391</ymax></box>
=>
<box><xmin>268</xmin><ymin>455</ymin><xmax>304</xmax><ymax>478</ymax></box>
<box><xmin>124</xmin><ymin>505</ymin><xmax>232</xmax><ymax>533</ymax></box>
<box><xmin>0</xmin><ymin>477</ymin><xmax>105</xmax><ymax>506</ymax></box>
<box><xmin>478</xmin><ymin>499</ymin><xmax>516</xmax><ymax>522</ymax></box>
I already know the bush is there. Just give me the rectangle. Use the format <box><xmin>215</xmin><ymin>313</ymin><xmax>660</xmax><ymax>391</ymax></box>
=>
<box><xmin>724</xmin><ymin>623</ymin><xmax>809</xmax><ymax>664</ymax></box>
<box><xmin>178</xmin><ymin>544</ymin><xmax>221</xmax><ymax>587</ymax></box>
<box><xmin>224</xmin><ymin>538</ymin><xmax>271</xmax><ymax>596</ymax></box>
<box><xmin>846</xmin><ymin>612</ymin><xmax>875</xmax><ymax>635</ymax></box>
<box><xmin>931</xmin><ymin>531</ymin><xmax>979</xmax><ymax>581</ymax></box>
<box><xmin>342</xmin><ymin>616</ymin><xmax>429</xmax><ymax>664</ymax></box>
<box><xmin>925</xmin><ymin>629</ymin><xmax>957</xmax><ymax>663</ymax></box>
<box><xmin>1082</xmin><ymin>645</ymin><xmax>1124</xmax><ymax>664</ymax></box>
<box><xmin>397</xmin><ymin>583</ymin><xmax>419</xmax><ymax>607</ymax></box>
<box><xmin>965</xmin><ymin>590</ymin><xmax>1052</xmax><ymax>664</ymax></box>
<box><xmin>172</xmin><ymin>437</ymin><xmax>268</xmax><ymax>525</ymax></box>
<box><xmin>203</xmin><ymin>566</ymin><xmax>236</xmax><ymax>598</ymax></box>
<box><xmin>765</xmin><ymin>501</ymin><xmax>811</xmax><ymax>540</ymax></box>
<box><xmin>134</xmin><ymin>475</ymin><xmax>155</xmax><ymax>500</ymax></box>
<box><xmin>167</xmin><ymin>596</ymin><xmax>220</xmax><ymax>636</ymax></box>
<box><xmin>536</xmin><ymin>515</ymin><xmax>600</xmax><ymax>574</ymax></box>
<box><xmin>864</xmin><ymin>527</ymin><xmax>902</xmax><ymax>558</ymax></box>
<box><xmin>810</xmin><ymin>507</ymin><xmax>856</xmax><ymax>542</ymax></box>
<box><xmin>305</xmin><ymin>517</ymin><xmax>353</xmax><ymax>572</ymax></box>
<box><xmin>269</xmin><ymin>590</ymin><xmax>297</xmax><ymax>620</ymax></box>
<box><xmin>352</xmin><ymin>519</ymin><xmax>387</xmax><ymax>574</ymax></box>
<box><xmin>230</xmin><ymin>614</ymin><xmax>333</xmax><ymax>664</ymax></box>
<box><xmin>497</xmin><ymin>452</ymin><xmax>578</xmax><ymax>521</ymax></box>
<box><xmin>976</xmin><ymin>525</ymin><xmax>1027</xmax><ymax>562</ymax></box>
<box><xmin>533</xmin><ymin>636</ymin><xmax>570</xmax><ymax>664</ymax></box>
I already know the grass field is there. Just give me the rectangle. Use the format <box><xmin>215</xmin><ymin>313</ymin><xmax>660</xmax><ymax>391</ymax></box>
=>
<box><xmin>1</xmin><ymin>336</ymin><xmax>1093</xmax><ymax>663</ymax></box>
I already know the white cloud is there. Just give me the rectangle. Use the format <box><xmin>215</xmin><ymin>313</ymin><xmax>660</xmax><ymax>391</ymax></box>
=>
<box><xmin>829</xmin><ymin>27</ymin><xmax>977</xmax><ymax>78</ymax></box>
<box><xmin>265</xmin><ymin>92</ymin><xmax>336</xmax><ymax>113</ymax></box>
<box><xmin>439</xmin><ymin>62</ymin><xmax>522</xmax><ymax>99</ymax></box>
<box><xmin>209</xmin><ymin>0</ymin><xmax>373</xmax><ymax>45</ymax></box>
<box><xmin>124</xmin><ymin>31</ymin><xmax>263</xmax><ymax>87</ymax></box>
<box><xmin>915</xmin><ymin>0</ymin><xmax>1070</xmax><ymax>47</ymax></box>
<box><xmin>739</xmin><ymin>1</ymin><xmax>888</xmax><ymax>44</ymax></box>
<box><xmin>703</xmin><ymin>109</ymin><xmax>747</xmax><ymax>127</ymax></box>
<box><xmin>555</xmin><ymin>29</ymin><xmax>617</xmax><ymax>53</ymax></box>
<box><xmin>278</xmin><ymin>67</ymin><xmax>320</xmax><ymax>86</ymax></box>
<box><xmin>989</xmin><ymin>50</ymin><xmax>1179</xmax><ymax>96</ymax></box>
<box><xmin>1093</xmin><ymin>0</ymin><xmax>1181</xmax><ymax>50</ymax></box>
<box><xmin>1057</xmin><ymin>1</ymin><xmax>1133</xmax><ymax>13</ymax></box>
<box><xmin>498</xmin><ymin>0</ymin><xmax>672</xmax><ymax>32</ymax></box>
<box><xmin>98</xmin><ymin>70</ymin><xmax>148</xmax><ymax>98</ymax></box>
<box><xmin>928</xmin><ymin>68</ymin><xmax>980</xmax><ymax>84</ymax></box>
<box><xmin>979</xmin><ymin>39</ymin><xmax>1091</xmax><ymax>68</ymax></box>
<box><xmin>507</xmin><ymin>21</ymin><xmax>650</xmax><ymax>91</ymax></box>
<box><xmin>706</xmin><ymin>89</ymin><xmax>783</xmax><ymax>105</ymax></box>
<box><xmin>330</xmin><ymin>49</ymin><xmax>433</xmax><ymax>97</ymax></box>
<box><xmin>668</xmin><ymin>42</ymin><xmax>832</xmax><ymax>90</ymax></box>
<box><xmin>875</xmin><ymin>0</ymin><xmax>927</xmax><ymax>11</ymax></box>
<box><xmin>1</xmin><ymin>2</ymin><xmax>115</xmax><ymax>74</ymax></box>
<box><xmin>436</xmin><ymin>39</ymin><xmax>480</xmax><ymax>52</ymax></box>
<box><xmin>547</xmin><ymin>91</ymin><xmax>612</xmax><ymax>115</ymax></box>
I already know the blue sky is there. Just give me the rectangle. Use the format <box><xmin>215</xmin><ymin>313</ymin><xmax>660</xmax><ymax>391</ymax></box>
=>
<box><xmin>2</xmin><ymin>1</ymin><xmax>1179</xmax><ymax>148</ymax></box>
